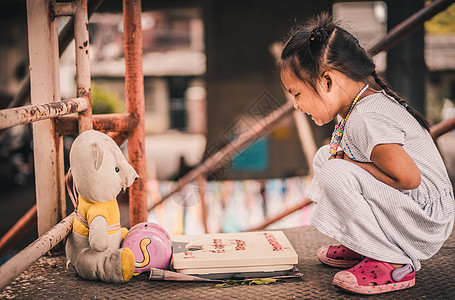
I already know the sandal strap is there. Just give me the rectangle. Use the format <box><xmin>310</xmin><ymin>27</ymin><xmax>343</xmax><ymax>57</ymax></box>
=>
<box><xmin>327</xmin><ymin>245</ymin><xmax>363</xmax><ymax>260</ymax></box>
<box><xmin>391</xmin><ymin>264</ymin><xmax>414</xmax><ymax>282</ymax></box>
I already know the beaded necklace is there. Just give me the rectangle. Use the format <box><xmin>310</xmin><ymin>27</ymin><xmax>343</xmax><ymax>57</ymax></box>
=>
<box><xmin>329</xmin><ymin>84</ymin><xmax>369</xmax><ymax>156</ymax></box>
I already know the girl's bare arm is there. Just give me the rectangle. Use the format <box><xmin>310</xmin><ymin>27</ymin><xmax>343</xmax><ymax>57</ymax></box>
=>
<box><xmin>332</xmin><ymin>143</ymin><xmax>421</xmax><ymax>190</ymax></box>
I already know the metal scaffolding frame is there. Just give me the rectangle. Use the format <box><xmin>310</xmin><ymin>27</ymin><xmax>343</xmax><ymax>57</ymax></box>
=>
<box><xmin>0</xmin><ymin>0</ymin><xmax>454</xmax><ymax>290</ymax></box>
<box><xmin>0</xmin><ymin>0</ymin><xmax>146</xmax><ymax>289</ymax></box>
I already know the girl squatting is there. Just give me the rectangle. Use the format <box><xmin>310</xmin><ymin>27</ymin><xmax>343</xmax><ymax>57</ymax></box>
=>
<box><xmin>279</xmin><ymin>13</ymin><xmax>454</xmax><ymax>295</ymax></box>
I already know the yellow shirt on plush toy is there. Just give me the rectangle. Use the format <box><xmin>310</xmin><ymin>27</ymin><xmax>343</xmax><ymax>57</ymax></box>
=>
<box><xmin>73</xmin><ymin>196</ymin><xmax>121</xmax><ymax>236</ymax></box>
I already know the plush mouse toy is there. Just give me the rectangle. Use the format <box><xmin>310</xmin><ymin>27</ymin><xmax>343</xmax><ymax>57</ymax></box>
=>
<box><xmin>65</xmin><ymin>130</ymin><xmax>138</xmax><ymax>283</ymax></box>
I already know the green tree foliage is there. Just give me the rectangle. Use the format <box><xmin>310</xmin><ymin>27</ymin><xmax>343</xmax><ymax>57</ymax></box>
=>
<box><xmin>425</xmin><ymin>2</ymin><xmax>455</xmax><ymax>34</ymax></box>
<box><xmin>91</xmin><ymin>82</ymin><xmax>124</xmax><ymax>114</ymax></box>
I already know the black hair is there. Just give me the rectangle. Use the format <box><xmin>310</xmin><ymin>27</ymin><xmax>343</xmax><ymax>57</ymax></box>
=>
<box><xmin>279</xmin><ymin>12</ymin><xmax>430</xmax><ymax>130</ymax></box>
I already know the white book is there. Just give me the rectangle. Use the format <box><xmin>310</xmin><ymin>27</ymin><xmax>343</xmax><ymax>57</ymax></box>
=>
<box><xmin>172</xmin><ymin>231</ymin><xmax>298</xmax><ymax>278</ymax></box>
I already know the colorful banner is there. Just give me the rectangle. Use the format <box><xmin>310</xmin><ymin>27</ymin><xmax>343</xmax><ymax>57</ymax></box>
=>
<box><xmin>147</xmin><ymin>176</ymin><xmax>313</xmax><ymax>236</ymax></box>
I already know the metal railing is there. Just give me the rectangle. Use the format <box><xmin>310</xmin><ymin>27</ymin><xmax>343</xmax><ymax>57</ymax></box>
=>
<box><xmin>0</xmin><ymin>0</ymin><xmax>147</xmax><ymax>289</ymax></box>
<box><xmin>0</xmin><ymin>98</ymin><xmax>87</xmax><ymax>130</ymax></box>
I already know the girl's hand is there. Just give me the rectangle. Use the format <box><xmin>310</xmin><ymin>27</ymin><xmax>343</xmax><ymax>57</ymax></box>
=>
<box><xmin>329</xmin><ymin>150</ymin><xmax>344</xmax><ymax>160</ymax></box>
<box><xmin>329</xmin><ymin>150</ymin><xmax>352</xmax><ymax>162</ymax></box>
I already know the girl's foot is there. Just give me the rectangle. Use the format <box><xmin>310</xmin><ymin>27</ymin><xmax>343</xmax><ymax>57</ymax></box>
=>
<box><xmin>317</xmin><ymin>245</ymin><xmax>363</xmax><ymax>268</ymax></box>
<box><xmin>332</xmin><ymin>257</ymin><xmax>415</xmax><ymax>295</ymax></box>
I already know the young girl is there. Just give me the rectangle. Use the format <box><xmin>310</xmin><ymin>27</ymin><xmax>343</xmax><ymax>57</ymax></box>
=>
<box><xmin>279</xmin><ymin>13</ymin><xmax>454</xmax><ymax>295</ymax></box>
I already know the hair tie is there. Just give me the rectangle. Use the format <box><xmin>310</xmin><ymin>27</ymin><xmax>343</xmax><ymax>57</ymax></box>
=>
<box><xmin>310</xmin><ymin>27</ymin><xmax>328</xmax><ymax>43</ymax></box>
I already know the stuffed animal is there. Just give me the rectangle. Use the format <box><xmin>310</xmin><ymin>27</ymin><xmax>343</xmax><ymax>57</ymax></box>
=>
<box><xmin>65</xmin><ymin>130</ymin><xmax>138</xmax><ymax>283</ymax></box>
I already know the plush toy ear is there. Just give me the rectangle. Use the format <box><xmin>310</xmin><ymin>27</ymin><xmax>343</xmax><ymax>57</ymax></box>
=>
<box><xmin>90</xmin><ymin>142</ymin><xmax>104</xmax><ymax>171</ymax></box>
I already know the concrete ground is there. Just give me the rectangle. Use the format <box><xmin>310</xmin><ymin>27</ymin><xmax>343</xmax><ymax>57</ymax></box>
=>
<box><xmin>1</xmin><ymin>226</ymin><xmax>454</xmax><ymax>299</ymax></box>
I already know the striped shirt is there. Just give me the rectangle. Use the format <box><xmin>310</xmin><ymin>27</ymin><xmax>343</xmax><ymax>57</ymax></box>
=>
<box><xmin>309</xmin><ymin>91</ymin><xmax>455</xmax><ymax>271</ymax></box>
<box><xmin>343</xmin><ymin>91</ymin><xmax>453</xmax><ymax>201</ymax></box>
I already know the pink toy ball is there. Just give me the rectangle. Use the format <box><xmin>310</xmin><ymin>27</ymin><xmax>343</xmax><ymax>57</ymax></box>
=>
<box><xmin>122</xmin><ymin>222</ymin><xmax>172</xmax><ymax>274</ymax></box>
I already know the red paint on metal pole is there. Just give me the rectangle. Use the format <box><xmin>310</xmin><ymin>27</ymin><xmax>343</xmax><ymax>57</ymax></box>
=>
<box><xmin>0</xmin><ymin>205</ymin><xmax>37</xmax><ymax>257</ymax></box>
<box><xmin>123</xmin><ymin>0</ymin><xmax>147</xmax><ymax>225</ymax></box>
<box><xmin>108</xmin><ymin>131</ymin><xmax>129</xmax><ymax>147</ymax></box>
<box><xmin>75</xmin><ymin>0</ymin><xmax>93</xmax><ymax>133</ymax></box>
<box><xmin>6</xmin><ymin>0</ymin><xmax>104</xmax><ymax>111</ymax></box>
<box><xmin>248</xmin><ymin>198</ymin><xmax>312</xmax><ymax>231</ymax></box>
<box><xmin>151</xmin><ymin>101</ymin><xmax>295</xmax><ymax>210</ymax></box>
<box><xmin>27</xmin><ymin>0</ymin><xmax>66</xmax><ymax>235</ymax></box>
<box><xmin>55</xmin><ymin>113</ymin><xmax>134</xmax><ymax>135</ymax></box>
<box><xmin>368</xmin><ymin>0</ymin><xmax>454</xmax><ymax>56</ymax></box>
<box><xmin>0</xmin><ymin>97</ymin><xmax>87</xmax><ymax>130</ymax></box>
<box><xmin>0</xmin><ymin>213</ymin><xmax>75</xmax><ymax>290</ymax></box>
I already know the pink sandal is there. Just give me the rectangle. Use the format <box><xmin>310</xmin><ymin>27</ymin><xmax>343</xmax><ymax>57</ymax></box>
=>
<box><xmin>333</xmin><ymin>257</ymin><xmax>415</xmax><ymax>295</ymax></box>
<box><xmin>317</xmin><ymin>245</ymin><xmax>363</xmax><ymax>268</ymax></box>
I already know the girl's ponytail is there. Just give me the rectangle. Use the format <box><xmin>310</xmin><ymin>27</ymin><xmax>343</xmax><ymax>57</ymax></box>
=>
<box><xmin>371</xmin><ymin>70</ymin><xmax>430</xmax><ymax>131</ymax></box>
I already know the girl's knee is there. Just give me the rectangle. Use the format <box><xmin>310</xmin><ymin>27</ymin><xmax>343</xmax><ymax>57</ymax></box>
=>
<box><xmin>313</xmin><ymin>145</ymin><xmax>331</xmax><ymax>170</ymax></box>
<box><xmin>320</xmin><ymin>158</ymin><xmax>344</xmax><ymax>180</ymax></box>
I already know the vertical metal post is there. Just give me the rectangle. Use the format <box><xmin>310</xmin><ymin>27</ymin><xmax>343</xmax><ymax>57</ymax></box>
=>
<box><xmin>75</xmin><ymin>0</ymin><xmax>93</xmax><ymax>132</ymax></box>
<box><xmin>26</xmin><ymin>0</ymin><xmax>66</xmax><ymax>235</ymax></box>
<box><xmin>386</xmin><ymin>0</ymin><xmax>426</xmax><ymax>115</ymax></box>
<box><xmin>123</xmin><ymin>0</ymin><xmax>147</xmax><ymax>225</ymax></box>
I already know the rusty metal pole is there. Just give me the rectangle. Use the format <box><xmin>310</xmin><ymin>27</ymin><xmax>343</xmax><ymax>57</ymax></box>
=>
<box><xmin>123</xmin><ymin>0</ymin><xmax>147</xmax><ymax>225</ymax></box>
<box><xmin>0</xmin><ymin>213</ymin><xmax>75</xmax><ymax>290</ymax></box>
<box><xmin>0</xmin><ymin>0</ymin><xmax>103</xmax><ymax>256</ymax></box>
<box><xmin>26</xmin><ymin>0</ymin><xmax>66</xmax><ymax>235</ymax></box>
<box><xmin>55</xmin><ymin>112</ymin><xmax>133</xmax><ymax>135</ymax></box>
<box><xmin>249</xmin><ymin>198</ymin><xmax>312</xmax><ymax>231</ymax></box>
<box><xmin>52</xmin><ymin>2</ymin><xmax>77</xmax><ymax>16</ymax></box>
<box><xmin>151</xmin><ymin>102</ymin><xmax>295</xmax><ymax>210</ymax></box>
<box><xmin>74</xmin><ymin>0</ymin><xmax>93</xmax><ymax>132</ymax></box>
<box><xmin>369</xmin><ymin>0</ymin><xmax>455</xmax><ymax>56</ymax></box>
<box><xmin>0</xmin><ymin>98</ymin><xmax>87</xmax><ymax>130</ymax></box>
<box><xmin>0</xmin><ymin>205</ymin><xmax>37</xmax><ymax>257</ymax></box>
<box><xmin>5</xmin><ymin>0</ymin><xmax>104</xmax><ymax>112</ymax></box>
